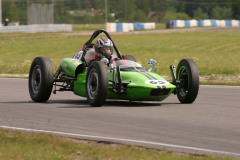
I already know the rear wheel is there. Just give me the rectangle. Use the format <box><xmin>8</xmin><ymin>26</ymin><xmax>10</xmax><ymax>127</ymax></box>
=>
<box><xmin>176</xmin><ymin>59</ymin><xmax>199</xmax><ymax>103</ymax></box>
<box><xmin>86</xmin><ymin>61</ymin><xmax>109</xmax><ymax>107</ymax></box>
<box><xmin>29</xmin><ymin>57</ymin><xmax>54</xmax><ymax>102</ymax></box>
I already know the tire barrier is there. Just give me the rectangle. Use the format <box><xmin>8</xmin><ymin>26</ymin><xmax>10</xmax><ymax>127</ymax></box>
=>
<box><xmin>106</xmin><ymin>22</ymin><xmax>155</xmax><ymax>32</ymax></box>
<box><xmin>167</xmin><ymin>19</ymin><xmax>240</xmax><ymax>28</ymax></box>
<box><xmin>0</xmin><ymin>24</ymin><xmax>72</xmax><ymax>33</ymax></box>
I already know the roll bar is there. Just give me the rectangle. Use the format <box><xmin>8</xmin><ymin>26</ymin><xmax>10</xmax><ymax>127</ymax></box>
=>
<box><xmin>82</xmin><ymin>29</ymin><xmax>123</xmax><ymax>59</ymax></box>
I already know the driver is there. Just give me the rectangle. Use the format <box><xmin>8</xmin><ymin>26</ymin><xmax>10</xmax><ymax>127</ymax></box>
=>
<box><xmin>94</xmin><ymin>37</ymin><xmax>113</xmax><ymax>60</ymax></box>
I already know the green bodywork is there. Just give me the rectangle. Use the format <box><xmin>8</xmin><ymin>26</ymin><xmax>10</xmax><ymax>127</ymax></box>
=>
<box><xmin>61</xmin><ymin>58</ymin><xmax>176</xmax><ymax>101</ymax></box>
<box><xmin>60</xmin><ymin>58</ymin><xmax>83</xmax><ymax>77</ymax></box>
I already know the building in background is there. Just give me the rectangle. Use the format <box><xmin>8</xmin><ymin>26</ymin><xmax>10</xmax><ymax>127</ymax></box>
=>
<box><xmin>27</xmin><ymin>1</ymin><xmax>54</xmax><ymax>24</ymax></box>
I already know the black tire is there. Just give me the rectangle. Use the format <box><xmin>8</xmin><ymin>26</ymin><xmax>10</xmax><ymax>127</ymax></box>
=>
<box><xmin>176</xmin><ymin>59</ymin><xmax>199</xmax><ymax>103</ymax></box>
<box><xmin>28</xmin><ymin>57</ymin><xmax>54</xmax><ymax>102</ymax></box>
<box><xmin>124</xmin><ymin>55</ymin><xmax>136</xmax><ymax>62</ymax></box>
<box><xmin>86</xmin><ymin>61</ymin><xmax>109</xmax><ymax>107</ymax></box>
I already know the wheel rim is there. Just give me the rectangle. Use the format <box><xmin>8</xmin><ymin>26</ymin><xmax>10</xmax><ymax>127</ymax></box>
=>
<box><xmin>87</xmin><ymin>69</ymin><xmax>99</xmax><ymax>100</ymax></box>
<box><xmin>178</xmin><ymin>66</ymin><xmax>189</xmax><ymax>97</ymax></box>
<box><xmin>31</xmin><ymin>65</ymin><xmax>41</xmax><ymax>94</ymax></box>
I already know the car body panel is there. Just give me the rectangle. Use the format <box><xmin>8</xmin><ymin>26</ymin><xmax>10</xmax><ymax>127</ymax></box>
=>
<box><xmin>72</xmin><ymin>66</ymin><xmax>176</xmax><ymax>101</ymax></box>
<box><xmin>60</xmin><ymin>58</ymin><xmax>82</xmax><ymax>77</ymax></box>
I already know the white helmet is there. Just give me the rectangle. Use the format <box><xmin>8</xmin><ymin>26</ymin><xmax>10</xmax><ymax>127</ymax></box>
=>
<box><xmin>94</xmin><ymin>37</ymin><xmax>113</xmax><ymax>59</ymax></box>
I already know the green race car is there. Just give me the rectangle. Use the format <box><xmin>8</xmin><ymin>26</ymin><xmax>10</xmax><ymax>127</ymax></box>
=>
<box><xmin>29</xmin><ymin>29</ymin><xmax>199</xmax><ymax>107</ymax></box>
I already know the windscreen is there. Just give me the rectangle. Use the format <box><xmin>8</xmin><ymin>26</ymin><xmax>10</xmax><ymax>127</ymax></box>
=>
<box><xmin>111</xmin><ymin>60</ymin><xmax>142</xmax><ymax>68</ymax></box>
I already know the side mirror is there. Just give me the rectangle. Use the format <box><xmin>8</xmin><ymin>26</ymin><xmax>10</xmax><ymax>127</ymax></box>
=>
<box><xmin>101</xmin><ymin>58</ymin><xmax>109</xmax><ymax>65</ymax></box>
<box><xmin>148</xmin><ymin>59</ymin><xmax>157</xmax><ymax>72</ymax></box>
<box><xmin>148</xmin><ymin>59</ymin><xmax>157</xmax><ymax>67</ymax></box>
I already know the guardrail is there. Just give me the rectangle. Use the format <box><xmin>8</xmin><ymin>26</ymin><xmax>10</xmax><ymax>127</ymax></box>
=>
<box><xmin>167</xmin><ymin>20</ymin><xmax>240</xmax><ymax>28</ymax></box>
<box><xmin>0</xmin><ymin>24</ymin><xmax>72</xmax><ymax>33</ymax></box>
<box><xmin>106</xmin><ymin>22</ymin><xmax>155</xmax><ymax>32</ymax></box>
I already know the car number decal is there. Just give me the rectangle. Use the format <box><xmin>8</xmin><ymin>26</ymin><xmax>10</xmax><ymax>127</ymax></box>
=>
<box><xmin>145</xmin><ymin>80</ymin><xmax>169</xmax><ymax>86</ymax></box>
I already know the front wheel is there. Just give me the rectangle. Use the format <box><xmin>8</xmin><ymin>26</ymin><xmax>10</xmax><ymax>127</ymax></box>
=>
<box><xmin>28</xmin><ymin>57</ymin><xmax>54</xmax><ymax>102</ymax></box>
<box><xmin>86</xmin><ymin>61</ymin><xmax>109</xmax><ymax>107</ymax></box>
<box><xmin>176</xmin><ymin>59</ymin><xmax>199</xmax><ymax>103</ymax></box>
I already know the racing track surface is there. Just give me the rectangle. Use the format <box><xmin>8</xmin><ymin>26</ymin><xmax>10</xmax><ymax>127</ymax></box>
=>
<box><xmin>0</xmin><ymin>78</ymin><xmax>240</xmax><ymax>158</ymax></box>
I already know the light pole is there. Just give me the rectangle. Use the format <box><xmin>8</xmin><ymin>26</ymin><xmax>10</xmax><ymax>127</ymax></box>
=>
<box><xmin>105</xmin><ymin>0</ymin><xmax>108</xmax><ymax>23</ymax></box>
<box><xmin>52</xmin><ymin>0</ymin><xmax>54</xmax><ymax>24</ymax></box>
<box><xmin>27</xmin><ymin>0</ymin><xmax>29</xmax><ymax>24</ymax></box>
<box><xmin>0</xmin><ymin>0</ymin><xmax>2</xmax><ymax>27</ymax></box>
<box><xmin>125</xmin><ymin>0</ymin><xmax>127</xmax><ymax>22</ymax></box>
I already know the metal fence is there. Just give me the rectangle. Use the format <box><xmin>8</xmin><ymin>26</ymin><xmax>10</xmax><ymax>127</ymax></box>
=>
<box><xmin>0</xmin><ymin>24</ymin><xmax>72</xmax><ymax>33</ymax></box>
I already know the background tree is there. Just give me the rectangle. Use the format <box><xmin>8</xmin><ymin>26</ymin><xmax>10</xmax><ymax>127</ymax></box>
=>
<box><xmin>1</xmin><ymin>0</ymin><xmax>240</xmax><ymax>24</ymax></box>
<box><xmin>193</xmin><ymin>8</ymin><xmax>209</xmax><ymax>19</ymax></box>
<box><xmin>210</xmin><ymin>6</ymin><xmax>233</xmax><ymax>19</ymax></box>
<box><xmin>2</xmin><ymin>1</ymin><xmax>20</xmax><ymax>22</ymax></box>
<box><xmin>232</xmin><ymin>0</ymin><xmax>240</xmax><ymax>19</ymax></box>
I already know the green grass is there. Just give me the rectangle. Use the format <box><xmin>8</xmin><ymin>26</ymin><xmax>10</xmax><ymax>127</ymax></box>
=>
<box><xmin>0</xmin><ymin>30</ymin><xmax>240</xmax><ymax>76</ymax></box>
<box><xmin>72</xmin><ymin>24</ymin><xmax>105</xmax><ymax>31</ymax></box>
<box><xmin>155</xmin><ymin>23</ymin><xmax>167</xmax><ymax>29</ymax></box>
<box><xmin>0</xmin><ymin>129</ymin><xmax>235</xmax><ymax>160</ymax></box>
<box><xmin>115</xmin><ymin>31</ymin><xmax>240</xmax><ymax>76</ymax></box>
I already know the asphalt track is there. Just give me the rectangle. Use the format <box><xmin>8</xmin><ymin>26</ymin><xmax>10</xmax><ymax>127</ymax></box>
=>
<box><xmin>0</xmin><ymin>78</ymin><xmax>239</xmax><ymax>158</ymax></box>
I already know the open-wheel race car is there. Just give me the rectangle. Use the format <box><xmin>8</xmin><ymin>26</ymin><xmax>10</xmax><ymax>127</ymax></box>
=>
<box><xmin>29</xmin><ymin>29</ymin><xmax>199</xmax><ymax>107</ymax></box>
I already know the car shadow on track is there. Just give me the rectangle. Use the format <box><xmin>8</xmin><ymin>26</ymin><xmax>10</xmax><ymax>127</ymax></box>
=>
<box><xmin>1</xmin><ymin>99</ymin><xmax>179</xmax><ymax>108</ymax></box>
<box><xmin>45</xmin><ymin>100</ymin><xmax>164</xmax><ymax>108</ymax></box>
<box><xmin>104</xmin><ymin>100</ymin><xmax>162</xmax><ymax>107</ymax></box>
<box><xmin>56</xmin><ymin>100</ymin><xmax>180</xmax><ymax>108</ymax></box>
<box><xmin>50</xmin><ymin>99</ymin><xmax>91</xmax><ymax>108</ymax></box>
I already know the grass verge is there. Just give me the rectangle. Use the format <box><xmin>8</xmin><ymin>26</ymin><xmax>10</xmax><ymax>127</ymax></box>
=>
<box><xmin>0</xmin><ymin>30</ymin><xmax>239</xmax><ymax>79</ymax></box>
<box><xmin>72</xmin><ymin>24</ymin><xmax>105</xmax><ymax>31</ymax></box>
<box><xmin>0</xmin><ymin>129</ymin><xmax>235</xmax><ymax>160</ymax></box>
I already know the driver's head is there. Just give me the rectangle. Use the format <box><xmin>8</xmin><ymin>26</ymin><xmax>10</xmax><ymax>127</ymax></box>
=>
<box><xmin>94</xmin><ymin>37</ymin><xmax>113</xmax><ymax>59</ymax></box>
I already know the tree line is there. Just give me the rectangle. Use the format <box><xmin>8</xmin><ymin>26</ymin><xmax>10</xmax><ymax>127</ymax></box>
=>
<box><xmin>2</xmin><ymin>0</ymin><xmax>240</xmax><ymax>25</ymax></box>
